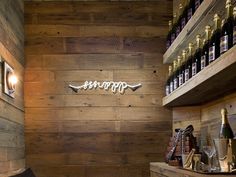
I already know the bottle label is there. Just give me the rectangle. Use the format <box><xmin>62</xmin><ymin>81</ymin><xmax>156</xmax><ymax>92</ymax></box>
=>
<box><xmin>176</xmin><ymin>26</ymin><xmax>181</xmax><ymax>36</ymax></box>
<box><xmin>201</xmin><ymin>55</ymin><xmax>206</xmax><ymax>70</ymax></box>
<box><xmin>166</xmin><ymin>40</ymin><xmax>170</xmax><ymax>49</ymax></box>
<box><xmin>187</xmin><ymin>8</ymin><xmax>193</xmax><ymax>21</ymax></box>
<box><xmin>185</xmin><ymin>69</ymin><xmax>189</xmax><ymax>82</ymax></box>
<box><xmin>195</xmin><ymin>0</ymin><xmax>201</xmax><ymax>10</ymax></box>
<box><xmin>179</xmin><ymin>73</ymin><xmax>183</xmax><ymax>86</ymax></box>
<box><xmin>171</xmin><ymin>33</ymin><xmax>175</xmax><ymax>43</ymax></box>
<box><xmin>170</xmin><ymin>81</ymin><xmax>173</xmax><ymax>93</ymax></box>
<box><xmin>220</xmin><ymin>35</ymin><xmax>228</xmax><ymax>54</ymax></box>
<box><xmin>209</xmin><ymin>46</ymin><xmax>215</xmax><ymax>63</ymax></box>
<box><xmin>181</xmin><ymin>18</ymin><xmax>186</xmax><ymax>29</ymax></box>
<box><xmin>233</xmin><ymin>26</ymin><xmax>236</xmax><ymax>45</ymax></box>
<box><xmin>192</xmin><ymin>62</ymin><xmax>197</xmax><ymax>76</ymax></box>
<box><xmin>174</xmin><ymin>78</ymin><xmax>178</xmax><ymax>90</ymax></box>
<box><xmin>166</xmin><ymin>85</ymin><xmax>170</xmax><ymax>96</ymax></box>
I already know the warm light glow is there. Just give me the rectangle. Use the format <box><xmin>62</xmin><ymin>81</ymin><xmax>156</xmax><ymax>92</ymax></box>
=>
<box><xmin>8</xmin><ymin>74</ymin><xmax>18</xmax><ymax>86</ymax></box>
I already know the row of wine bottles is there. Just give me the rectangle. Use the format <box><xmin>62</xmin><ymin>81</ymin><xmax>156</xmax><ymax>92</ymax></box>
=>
<box><xmin>165</xmin><ymin>0</ymin><xmax>236</xmax><ymax>96</ymax></box>
<box><xmin>166</xmin><ymin>0</ymin><xmax>204</xmax><ymax>50</ymax></box>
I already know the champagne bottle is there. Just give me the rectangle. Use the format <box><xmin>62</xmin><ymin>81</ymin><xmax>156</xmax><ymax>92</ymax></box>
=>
<box><xmin>180</xmin><ymin>50</ymin><xmax>187</xmax><ymax>84</ymax></box>
<box><xmin>219</xmin><ymin>108</ymin><xmax>234</xmax><ymax>139</ymax></box>
<box><xmin>177</xmin><ymin>56</ymin><xmax>183</xmax><ymax>86</ymax></box>
<box><xmin>209</xmin><ymin>14</ymin><xmax>221</xmax><ymax>63</ymax></box>
<box><xmin>220</xmin><ymin>0</ymin><xmax>233</xmax><ymax>55</ymax></box>
<box><xmin>192</xmin><ymin>34</ymin><xmax>202</xmax><ymax>76</ymax></box>
<box><xmin>233</xmin><ymin>7</ymin><xmax>236</xmax><ymax>45</ymax></box>
<box><xmin>181</xmin><ymin>1</ymin><xmax>188</xmax><ymax>29</ymax></box>
<box><xmin>176</xmin><ymin>4</ymin><xmax>183</xmax><ymax>37</ymax></box>
<box><xmin>194</xmin><ymin>0</ymin><xmax>203</xmax><ymax>11</ymax></box>
<box><xmin>171</xmin><ymin>13</ymin><xmax>177</xmax><ymax>43</ymax></box>
<box><xmin>165</xmin><ymin>66</ymin><xmax>173</xmax><ymax>96</ymax></box>
<box><xmin>187</xmin><ymin>0</ymin><xmax>195</xmax><ymax>21</ymax></box>
<box><xmin>185</xmin><ymin>43</ymin><xmax>193</xmax><ymax>82</ymax></box>
<box><xmin>200</xmin><ymin>25</ymin><xmax>211</xmax><ymax>70</ymax></box>
<box><xmin>173</xmin><ymin>58</ymin><xmax>180</xmax><ymax>90</ymax></box>
<box><xmin>166</xmin><ymin>20</ymin><xmax>173</xmax><ymax>50</ymax></box>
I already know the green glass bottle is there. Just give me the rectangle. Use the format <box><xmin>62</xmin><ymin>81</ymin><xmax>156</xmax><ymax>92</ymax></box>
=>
<box><xmin>219</xmin><ymin>108</ymin><xmax>234</xmax><ymax>139</ymax></box>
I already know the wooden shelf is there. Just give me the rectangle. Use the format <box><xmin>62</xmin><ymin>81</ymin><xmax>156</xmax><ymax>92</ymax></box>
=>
<box><xmin>150</xmin><ymin>162</ymin><xmax>235</xmax><ymax>177</ymax></box>
<box><xmin>163</xmin><ymin>0</ymin><xmax>224</xmax><ymax>64</ymax></box>
<box><xmin>163</xmin><ymin>45</ymin><xmax>236</xmax><ymax>107</ymax></box>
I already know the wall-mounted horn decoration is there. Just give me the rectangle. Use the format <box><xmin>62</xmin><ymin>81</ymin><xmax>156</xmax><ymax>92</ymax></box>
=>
<box><xmin>3</xmin><ymin>61</ymin><xmax>18</xmax><ymax>98</ymax></box>
<box><xmin>69</xmin><ymin>81</ymin><xmax>142</xmax><ymax>94</ymax></box>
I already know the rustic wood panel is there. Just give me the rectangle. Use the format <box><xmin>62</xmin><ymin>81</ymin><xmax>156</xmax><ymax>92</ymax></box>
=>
<box><xmin>0</xmin><ymin>0</ymin><xmax>24</xmax><ymax>176</ymax></box>
<box><xmin>24</xmin><ymin>1</ymin><xmax>172</xmax><ymax>177</ymax></box>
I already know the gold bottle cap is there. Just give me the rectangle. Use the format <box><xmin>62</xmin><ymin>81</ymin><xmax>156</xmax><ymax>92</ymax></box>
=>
<box><xmin>213</xmin><ymin>14</ymin><xmax>220</xmax><ymax>21</ymax></box>
<box><xmin>226</xmin><ymin>0</ymin><xmax>232</xmax><ymax>7</ymax></box>
<box><xmin>233</xmin><ymin>7</ymin><xmax>236</xmax><ymax>15</ymax></box>
<box><xmin>221</xmin><ymin>108</ymin><xmax>228</xmax><ymax>115</ymax></box>
<box><xmin>168</xmin><ymin>20</ymin><xmax>172</xmax><ymax>25</ymax></box>
<box><xmin>205</xmin><ymin>25</ymin><xmax>211</xmax><ymax>31</ymax></box>
<box><xmin>173</xmin><ymin>12</ymin><xmax>177</xmax><ymax>17</ymax></box>
<box><xmin>188</xmin><ymin>42</ymin><xmax>193</xmax><ymax>48</ymax></box>
<box><xmin>168</xmin><ymin>65</ymin><xmax>172</xmax><ymax>71</ymax></box>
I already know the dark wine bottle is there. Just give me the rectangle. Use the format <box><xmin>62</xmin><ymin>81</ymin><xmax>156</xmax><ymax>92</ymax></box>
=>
<box><xmin>219</xmin><ymin>108</ymin><xmax>234</xmax><ymax>139</ymax></box>
<box><xmin>171</xmin><ymin>13</ymin><xmax>177</xmax><ymax>44</ymax></box>
<box><xmin>173</xmin><ymin>59</ymin><xmax>179</xmax><ymax>91</ymax></box>
<box><xmin>220</xmin><ymin>0</ymin><xmax>233</xmax><ymax>55</ymax></box>
<box><xmin>187</xmin><ymin>0</ymin><xmax>195</xmax><ymax>21</ymax></box>
<box><xmin>200</xmin><ymin>25</ymin><xmax>211</xmax><ymax>70</ymax></box>
<box><xmin>165</xmin><ymin>65</ymin><xmax>173</xmax><ymax>96</ymax></box>
<box><xmin>185</xmin><ymin>43</ymin><xmax>193</xmax><ymax>82</ymax></box>
<box><xmin>180</xmin><ymin>1</ymin><xmax>188</xmax><ymax>30</ymax></box>
<box><xmin>176</xmin><ymin>4</ymin><xmax>183</xmax><ymax>37</ymax></box>
<box><xmin>192</xmin><ymin>35</ymin><xmax>202</xmax><ymax>77</ymax></box>
<box><xmin>233</xmin><ymin>7</ymin><xmax>236</xmax><ymax>45</ymax></box>
<box><xmin>194</xmin><ymin>0</ymin><xmax>202</xmax><ymax>11</ymax></box>
<box><xmin>209</xmin><ymin>14</ymin><xmax>221</xmax><ymax>63</ymax></box>
<box><xmin>177</xmin><ymin>56</ymin><xmax>183</xmax><ymax>87</ymax></box>
<box><xmin>180</xmin><ymin>50</ymin><xmax>187</xmax><ymax>85</ymax></box>
<box><xmin>166</xmin><ymin>21</ymin><xmax>173</xmax><ymax>50</ymax></box>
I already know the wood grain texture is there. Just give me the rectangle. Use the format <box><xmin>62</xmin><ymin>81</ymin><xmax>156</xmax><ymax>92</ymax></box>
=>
<box><xmin>0</xmin><ymin>0</ymin><xmax>25</xmax><ymax>176</ymax></box>
<box><xmin>24</xmin><ymin>1</ymin><xmax>172</xmax><ymax>177</ymax></box>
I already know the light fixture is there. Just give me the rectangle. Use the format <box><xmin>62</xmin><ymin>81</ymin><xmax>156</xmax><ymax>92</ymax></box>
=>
<box><xmin>3</xmin><ymin>61</ymin><xmax>18</xmax><ymax>98</ymax></box>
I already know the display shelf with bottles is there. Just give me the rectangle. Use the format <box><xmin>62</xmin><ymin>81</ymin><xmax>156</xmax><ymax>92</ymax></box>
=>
<box><xmin>162</xmin><ymin>45</ymin><xmax>236</xmax><ymax>107</ymax></box>
<box><xmin>164</xmin><ymin>0</ymin><xmax>224</xmax><ymax>64</ymax></box>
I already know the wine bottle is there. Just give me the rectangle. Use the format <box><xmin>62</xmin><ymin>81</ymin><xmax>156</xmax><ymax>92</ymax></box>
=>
<box><xmin>233</xmin><ymin>7</ymin><xmax>236</xmax><ymax>45</ymax></box>
<box><xmin>209</xmin><ymin>14</ymin><xmax>221</xmax><ymax>63</ymax></box>
<box><xmin>220</xmin><ymin>0</ymin><xmax>233</xmax><ymax>55</ymax></box>
<box><xmin>219</xmin><ymin>108</ymin><xmax>234</xmax><ymax>139</ymax></box>
<box><xmin>180</xmin><ymin>1</ymin><xmax>188</xmax><ymax>30</ymax></box>
<box><xmin>171</xmin><ymin>13</ymin><xmax>177</xmax><ymax>44</ymax></box>
<box><xmin>165</xmin><ymin>66</ymin><xmax>173</xmax><ymax>96</ymax></box>
<box><xmin>166</xmin><ymin>21</ymin><xmax>173</xmax><ymax>50</ymax></box>
<box><xmin>173</xmin><ymin>58</ymin><xmax>180</xmax><ymax>90</ymax></box>
<box><xmin>185</xmin><ymin>43</ymin><xmax>193</xmax><ymax>82</ymax></box>
<box><xmin>187</xmin><ymin>0</ymin><xmax>195</xmax><ymax>21</ymax></box>
<box><xmin>194</xmin><ymin>0</ymin><xmax>202</xmax><ymax>11</ymax></box>
<box><xmin>180</xmin><ymin>50</ymin><xmax>187</xmax><ymax>84</ymax></box>
<box><xmin>200</xmin><ymin>25</ymin><xmax>211</xmax><ymax>70</ymax></box>
<box><xmin>176</xmin><ymin>4</ymin><xmax>183</xmax><ymax>37</ymax></box>
<box><xmin>177</xmin><ymin>56</ymin><xmax>183</xmax><ymax>86</ymax></box>
<box><xmin>192</xmin><ymin>35</ymin><xmax>202</xmax><ymax>77</ymax></box>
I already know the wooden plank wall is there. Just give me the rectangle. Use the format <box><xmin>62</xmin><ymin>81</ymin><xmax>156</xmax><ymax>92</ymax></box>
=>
<box><xmin>0</xmin><ymin>0</ymin><xmax>25</xmax><ymax>176</ymax></box>
<box><xmin>24</xmin><ymin>1</ymin><xmax>173</xmax><ymax>177</ymax></box>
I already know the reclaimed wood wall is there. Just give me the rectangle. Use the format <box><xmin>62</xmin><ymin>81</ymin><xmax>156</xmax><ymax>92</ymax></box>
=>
<box><xmin>24</xmin><ymin>1</ymin><xmax>173</xmax><ymax>177</ymax></box>
<box><xmin>0</xmin><ymin>0</ymin><xmax>25</xmax><ymax>176</ymax></box>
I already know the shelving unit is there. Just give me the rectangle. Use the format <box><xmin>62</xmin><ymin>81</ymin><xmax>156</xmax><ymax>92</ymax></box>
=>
<box><xmin>163</xmin><ymin>45</ymin><xmax>236</xmax><ymax>107</ymax></box>
<box><xmin>163</xmin><ymin>0</ymin><xmax>224</xmax><ymax>64</ymax></box>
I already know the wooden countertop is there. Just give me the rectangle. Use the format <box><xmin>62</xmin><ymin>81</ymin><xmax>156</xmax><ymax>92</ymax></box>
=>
<box><xmin>150</xmin><ymin>162</ymin><xmax>236</xmax><ymax>177</ymax></box>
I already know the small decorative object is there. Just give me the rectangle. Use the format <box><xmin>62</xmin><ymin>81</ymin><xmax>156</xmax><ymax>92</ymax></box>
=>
<box><xmin>192</xmin><ymin>154</ymin><xmax>202</xmax><ymax>171</ymax></box>
<box><xmin>165</xmin><ymin>125</ymin><xmax>197</xmax><ymax>166</ymax></box>
<box><xmin>183</xmin><ymin>149</ymin><xmax>196</xmax><ymax>169</ymax></box>
<box><xmin>69</xmin><ymin>81</ymin><xmax>142</xmax><ymax>94</ymax></box>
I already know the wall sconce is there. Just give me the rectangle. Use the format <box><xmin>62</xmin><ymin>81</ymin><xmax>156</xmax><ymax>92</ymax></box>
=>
<box><xmin>3</xmin><ymin>61</ymin><xmax>17</xmax><ymax>98</ymax></box>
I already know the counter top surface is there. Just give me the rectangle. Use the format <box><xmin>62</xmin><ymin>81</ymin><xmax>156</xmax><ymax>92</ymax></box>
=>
<box><xmin>150</xmin><ymin>162</ymin><xmax>236</xmax><ymax>177</ymax></box>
